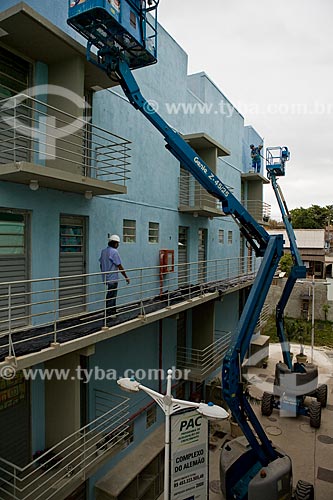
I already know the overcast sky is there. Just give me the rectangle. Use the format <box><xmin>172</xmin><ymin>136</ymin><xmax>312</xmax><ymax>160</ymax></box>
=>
<box><xmin>158</xmin><ymin>0</ymin><xmax>333</xmax><ymax>219</ymax></box>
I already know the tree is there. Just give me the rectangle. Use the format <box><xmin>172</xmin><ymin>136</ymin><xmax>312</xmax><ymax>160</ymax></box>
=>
<box><xmin>279</xmin><ymin>254</ymin><xmax>293</xmax><ymax>276</ymax></box>
<box><xmin>290</xmin><ymin>204</ymin><xmax>333</xmax><ymax>229</ymax></box>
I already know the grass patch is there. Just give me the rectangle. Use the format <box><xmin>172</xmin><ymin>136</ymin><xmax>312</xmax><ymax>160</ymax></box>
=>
<box><xmin>261</xmin><ymin>315</ymin><xmax>333</xmax><ymax>348</ymax></box>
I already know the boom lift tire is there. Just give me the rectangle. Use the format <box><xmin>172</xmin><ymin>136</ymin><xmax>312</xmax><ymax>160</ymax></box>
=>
<box><xmin>261</xmin><ymin>392</ymin><xmax>274</xmax><ymax>416</ymax></box>
<box><xmin>316</xmin><ymin>384</ymin><xmax>328</xmax><ymax>408</ymax></box>
<box><xmin>309</xmin><ymin>400</ymin><xmax>321</xmax><ymax>428</ymax></box>
<box><xmin>294</xmin><ymin>480</ymin><xmax>314</xmax><ymax>500</ymax></box>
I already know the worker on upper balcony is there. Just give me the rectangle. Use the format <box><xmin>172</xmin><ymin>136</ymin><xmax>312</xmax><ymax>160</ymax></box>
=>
<box><xmin>250</xmin><ymin>144</ymin><xmax>263</xmax><ymax>173</ymax></box>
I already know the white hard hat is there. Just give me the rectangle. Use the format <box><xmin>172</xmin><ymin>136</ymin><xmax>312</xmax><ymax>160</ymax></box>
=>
<box><xmin>109</xmin><ymin>234</ymin><xmax>120</xmax><ymax>243</ymax></box>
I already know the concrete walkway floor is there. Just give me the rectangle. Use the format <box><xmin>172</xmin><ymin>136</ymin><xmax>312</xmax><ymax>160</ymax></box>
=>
<box><xmin>208</xmin><ymin>343</ymin><xmax>333</xmax><ymax>500</ymax></box>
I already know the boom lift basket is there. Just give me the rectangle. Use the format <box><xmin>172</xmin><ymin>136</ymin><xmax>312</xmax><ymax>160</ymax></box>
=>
<box><xmin>266</xmin><ymin>146</ymin><xmax>290</xmax><ymax>177</ymax></box>
<box><xmin>68</xmin><ymin>0</ymin><xmax>159</xmax><ymax>70</ymax></box>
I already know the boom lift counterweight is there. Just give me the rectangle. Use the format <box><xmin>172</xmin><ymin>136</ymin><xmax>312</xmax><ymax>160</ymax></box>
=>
<box><xmin>67</xmin><ymin>2</ymin><xmax>315</xmax><ymax>498</ymax></box>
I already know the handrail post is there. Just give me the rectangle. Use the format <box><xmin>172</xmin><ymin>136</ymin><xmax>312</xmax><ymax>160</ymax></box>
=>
<box><xmin>103</xmin><ymin>279</ymin><xmax>107</xmax><ymax>327</ymax></box>
<box><xmin>82</xmin><ymin>428</ymin><xmax>86</xmax><ymax>480</ymax></box>
<box><xmin>188</xmin><ymin>262</ymin><xmax>192</xmax><ymax>300</ymax></box>
<box><xmin>8</xmin><ymin>284</ymin><xmax>12</xmax><ymax>358</ymax></box>
<box><xmin>53</xmin><ymin>279</ymin><xmax>57</xmax><ymax>344</ymax></box>
<box><xmin>13</xmin><ymin>466</ymin><xmax>17</xmax><ymax>499</ymax></box>
<box><xmin>13</xmin><ymin>98</ymin><xmax>17</xmax><ymax>163</ymax></box>
<box><xmin>140</xmin><ymin>268</ymin><xmax>143</xmax><ymax>302</ymax></box>
<box><xmin>139</xmin><ymin>269</ymin><xmax>145</xmax><ymax>317</ymax></box>
<box><xmin>123</xmin><ymin>143</ymin><xmax>126</xmax><ymax>186</ymax></box>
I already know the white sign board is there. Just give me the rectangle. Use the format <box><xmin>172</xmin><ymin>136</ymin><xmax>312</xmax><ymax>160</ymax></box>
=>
<box><xmin>170</xmin><ymin>409</ymin><xmax>209</xmax><ymax>499</ymax></box>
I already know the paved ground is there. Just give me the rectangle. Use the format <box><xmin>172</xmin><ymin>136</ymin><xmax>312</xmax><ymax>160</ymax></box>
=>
<box><xmin>208</xmin><ymin>344</ymin><xmax>333</xmax><ymax>500</ymax></box>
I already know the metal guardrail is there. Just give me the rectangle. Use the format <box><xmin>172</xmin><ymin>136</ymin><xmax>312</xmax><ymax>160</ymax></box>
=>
<box><xmin>179</xmin><ymin>175</ymin><xmax>223</xmax><ymax>212</ymax></box>
<box><xmin>0</xmin><ymin>94</ymin><xmax>131</xmax><ymax>185</ymax></box>
<box><xmin>177</xmin><ymin>330</ymin><xmax>232</xmax><ymax>382</ymax></box>
<box><xmin>241</xmin><ymin>200</ymin><xmax>271</xmax><ymax>223</ymax></box>
<box><xmin>0</xmin><ymin>256</ymin><xmax>258</xmax><ymax>360</ymax></box>
<box><xmin>255</xmin><ymin>303</ymin><xmax>271</xmax><ymax>332</ymax></box>
<box><xmin>0</xmin><ymin>393</ymin><xmax>129</xmax><ymax>500</ymax></box>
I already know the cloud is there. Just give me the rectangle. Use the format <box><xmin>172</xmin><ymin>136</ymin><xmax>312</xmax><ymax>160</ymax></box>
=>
<box><xmin>159</xmin><ymin>0</ymin><xmax>333</xmax><ymax>210</ymax></box>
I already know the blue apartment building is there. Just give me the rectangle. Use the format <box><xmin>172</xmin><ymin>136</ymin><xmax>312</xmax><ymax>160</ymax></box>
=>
<box><xmin>0</xmin><ymin>1</ymin><xmax>269</xmax><ymax>499</ymax></box>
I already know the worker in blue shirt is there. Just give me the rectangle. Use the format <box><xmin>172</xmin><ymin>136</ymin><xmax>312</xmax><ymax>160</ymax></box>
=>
<box><xmin>99</xmin><ymin>235</ymin><xmax>130</xmax><ymax>318</ymax></box>
<box><xmin>250</xmin><ymin>144</ymin><xmax>263</xmax><ymax>173</ymax></box>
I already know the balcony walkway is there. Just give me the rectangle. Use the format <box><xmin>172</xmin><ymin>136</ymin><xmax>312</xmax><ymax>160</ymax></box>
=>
<box><xmin>0</xmin><ymin>258</ymin><xmax>257</xmax><ymax>368</ymax></box>
<box><xmin>0</xmin><ymin>391</ymin><xmax>129</xmax><ymax>500</ymax></box>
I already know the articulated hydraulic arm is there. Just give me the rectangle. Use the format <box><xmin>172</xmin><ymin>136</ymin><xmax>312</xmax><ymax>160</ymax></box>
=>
<box><xmin>111</xmin><ymin>58</ymin><xmax>270</xmax><ymax>257</ymax></box>
<box><xmin>261</xmin><ymin>149</ymin><xmax>325</xmax><ymax>438</ymax></box>
<box><xmin>67</xmin><ymin>4</ymin><xmax>306</xmax><ymax>496</ymax></box>
<box><xmin>100</xmin><ymin>54</ymin><xmax>283</xmax><ymax>466</ymax></box>
<box><xmin>266</xmin><ymin>148</ymin><xmax>306</xmax><ymax>369</ymax></box>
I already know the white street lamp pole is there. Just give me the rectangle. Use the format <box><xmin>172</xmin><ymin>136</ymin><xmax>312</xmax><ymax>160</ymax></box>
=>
<box><xmin>117</xmin><ymin>368</ymin><xmax>229</xmax><ymax>500</ymax></box>
<box><xmin>164</xmin><ymin>368</ymin><xmax>172</xmax><ymax>500</ymax></box>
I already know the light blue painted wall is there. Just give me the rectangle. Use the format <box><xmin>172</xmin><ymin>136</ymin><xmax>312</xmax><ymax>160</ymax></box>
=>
<box><xmin>87</xmin><ymin>318</ymin><xmax>177</xmax><ymax>419</ymax></box>
<box><xmin>1</xmin><ymin>0</ymin><xmax>83</xmax><ymax>43</ymax></box>
<box><xmin>86</xmin><ymin>317</ymin><xmax>177</xmax><ymax>498</ymax></box>
<box><xmin>0</xmin><ymin>4</ymin><xmax>262</xmax><ymax>495</ymax></box>
<box><xmin>91</xmin><ymin>25</ymin><xmax>244</xmax><ymax>271</ymax></box>
<box><xmin>0</xmin><ymin>1</ymin><xmax>251</xmax><ymax>276</ymax></box>
<box><xmin>243</xmin><ymin>125</ymin><xmax>264</xmax><ymax>174</ymax></box>
<box><xmin>0</xmin><ymin>181</ymin><xmax>99</xmax><ymax>277</ymax></box>
<box><xmin>215</xmin><ymin>293</ymin><xmax>240</xmax><ymax>339</ymax></box>
<box><xmin>30</xmin><ymin>366</ymin><xmax>46</xmax><ymax>453</ymax></box>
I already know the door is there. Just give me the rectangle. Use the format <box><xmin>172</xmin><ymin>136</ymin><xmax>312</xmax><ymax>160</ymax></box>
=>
<box><xmin>198</xmin><ymin>228</ymin><xmax>207</xmax><ymax>283</ymax></box>
<box><xmin>0</xmin><ymin>211</ymin><xmax>30</xmax><ymax>333</ymax></box>
<box><xmin>178</xmin><ymin>226</ymin><xmax>189</xmax><ymax>286</ymax></box>
<box><xmin>0</xmin><ymin>373</ymin><xmax>31</xmax><ymax>467</ymax></box>
<box><xmin>59</xmin><ymin>215</ymin><xmax>87</xmax><ymax>317</ymax></box>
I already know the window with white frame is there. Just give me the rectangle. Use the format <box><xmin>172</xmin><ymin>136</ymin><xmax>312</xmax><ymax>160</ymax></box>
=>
<box><xmin>148</xmin><ymin>222</ymin><xmax>159</xmax><ymax>243</ymax></box>
<box><xmin>228</xmin><ymin>230</ymin><xmax>233</xmax><ymax>244</ymax></box>
<box><xmin>123</xmin><ymin>219</ymin><xmax>136</xmax><ymax>243</ymax></box>
<box><xmin>218</xmin><ymin>229</ymin><xmax>224</xmax><ymax>244</ymax></box>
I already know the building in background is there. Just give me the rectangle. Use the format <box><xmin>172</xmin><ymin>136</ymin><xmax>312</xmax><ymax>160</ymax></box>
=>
<box><xmin>268</xmin><ymin>228</ymin><xmax>327</xmax><ymax>279</ymax></box>
<box><xmin>0</xmin><ymin>1</ymin><xmax>268</xmax><ymax>499</ymax></box>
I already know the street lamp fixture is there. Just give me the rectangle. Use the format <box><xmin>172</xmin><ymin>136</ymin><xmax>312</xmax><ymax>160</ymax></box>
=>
<box><xmin>117</xmin><ymin>368</ymin><xmax>229</xmax><ymax>500</ymax></box>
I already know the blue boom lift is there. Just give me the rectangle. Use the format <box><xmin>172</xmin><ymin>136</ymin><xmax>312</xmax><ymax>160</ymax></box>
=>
<box><xmin>68</xmin><ymin>2</ymin><xmax>315</xmax><ymax>498</ymax></box>
<box><xmin>260</xmin><ymin>148</ymin><xmax>327</xmax><ymax>427</ymax></box>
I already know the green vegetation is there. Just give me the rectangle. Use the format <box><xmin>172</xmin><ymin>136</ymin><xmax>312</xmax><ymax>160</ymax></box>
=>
<box><xmin>290</xmin><ymin>204</ymin><xmax>333</xmax><ymax>229</ymax></box>
<box><xmin>279</xmin><ymin>254</ymin><xmax>293</xmax><ymax>276</ymax></box>
<box><xmin>261</xmin><ymin>315</ymin><xmax>333</xmax><ymax>348</ymax></box>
